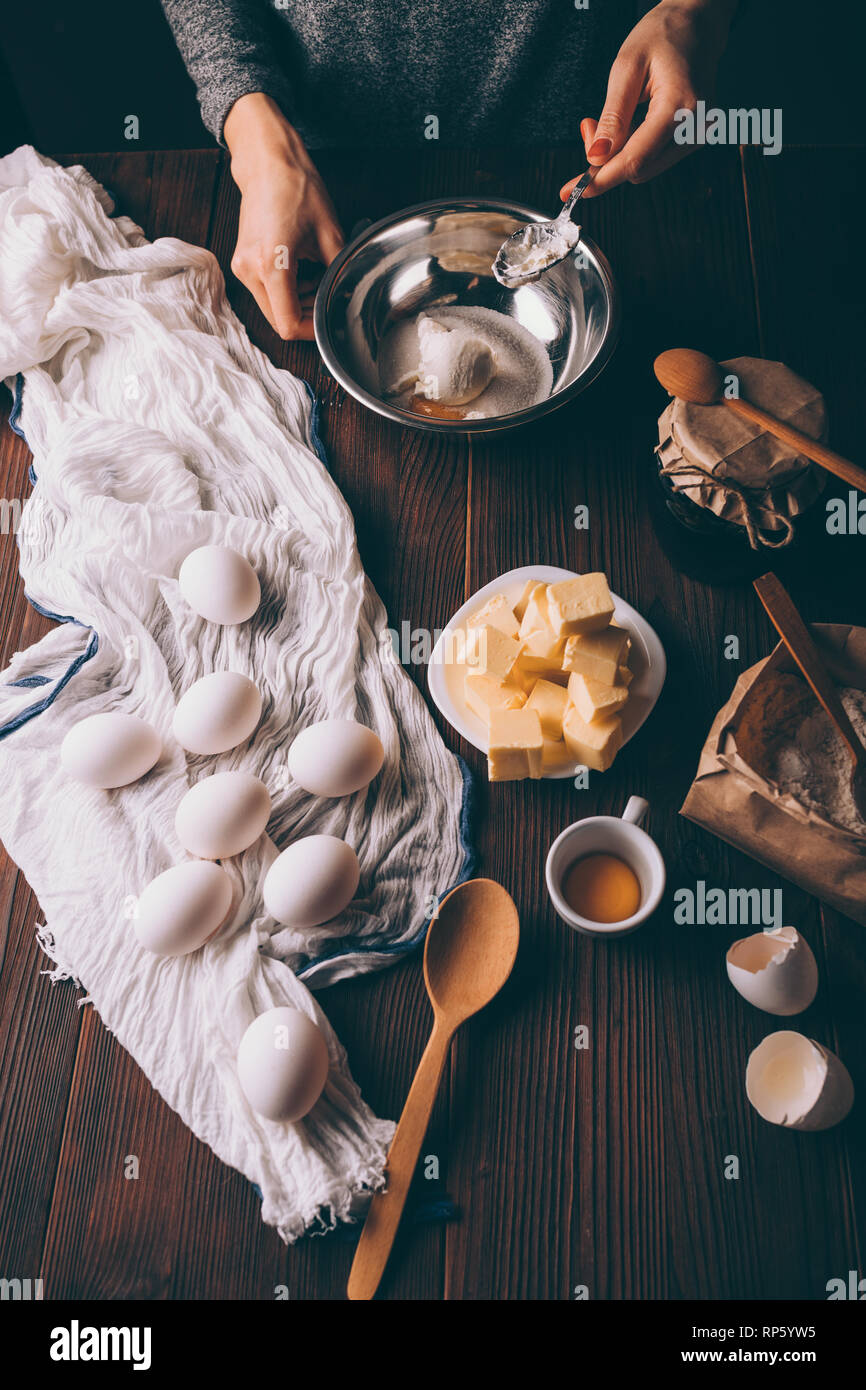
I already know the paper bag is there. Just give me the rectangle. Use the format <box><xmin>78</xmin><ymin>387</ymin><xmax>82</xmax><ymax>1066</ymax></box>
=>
<box><xmin>680</xmin><ymin>624</ymin><xmax>866</xmax><ymax>925</ymax></box>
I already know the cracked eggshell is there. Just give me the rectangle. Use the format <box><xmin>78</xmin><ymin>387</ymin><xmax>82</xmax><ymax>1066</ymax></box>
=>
<box><xmin>178</xmin><ymin>545</ymin><xmax>260</xmax><ymax>625</ymax></box>
<box><xmin>175</xmin><ymin>770</ymin><xmax>271</xmax><ymax>859</ymax></box>
<box><xmin>726</xmin><ymin>927</ymin><xmax>818</xmax><ymax>1015</ymax></box>
<box><xmin>237</xmin><ymin>1006</ymin><xmax>329</xmax><ymax>1122</ymax></box>
<box><xmin>746</xmin><ymin>1031</ymin><xmax>854</xmax><ymax>1131</ymax></box>
<box><xmin>172</xmin><ymin>671</ymin><xmax>262</xmax><ymax>755</ymax></box>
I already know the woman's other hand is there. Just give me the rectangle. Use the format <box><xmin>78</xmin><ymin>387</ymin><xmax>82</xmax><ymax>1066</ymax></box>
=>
<box><xmin>224</xmin><ymin>94</ymin><xmax>343</xmax><ymax>340</ymax></box>
<box><xmin>560</xmin><ymin>0</ymin><xmax>737</xmax><ymax>202</ymax></box>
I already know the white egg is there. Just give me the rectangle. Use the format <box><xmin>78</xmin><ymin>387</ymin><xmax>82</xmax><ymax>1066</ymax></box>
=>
<box><xmin>175</xmin><ymin>771</ymin><xmax>271</xmax><ymax>859</ymax></box>
<box><xmin>61</xmin><ymin>711</ymin><xmax>162</xmax><ymax>789</ymax></box>
<box><xmin>746</xmin><ymin>1031</ymin><xmax>854</xmax><ymax>1131</ymax></box>
<box><xmin>288</xmin><ymin>719</ymin><xmax>385</xmax><ymax>797</ymax></box>
<box><xmin>237</xmin><ymin>1006</ymin><xmax>329</xmax><ymax>1122</ymax></box>
<box><xmin>178</xmin><ymin>544</ymin><xmax>261</xmax><ymax>625</ymax></box>
<box><xmin>134</xmin><ymin>860</ymin><xmax>234</xmax><ymax>957</ymax></box>
<box><xmin>172</xmin><ymin>671</ymin><xmax>262</xmax><ymax>755</ymax></box>
<box><xmin>726</xmin><ymin>926</ymin><xmax>818</xmax><ymax>1015</ymax></box>
<box><xmin>263</xmin><ymin>834</ymin><xmax>360</xmax><ymax>928</ymax></box>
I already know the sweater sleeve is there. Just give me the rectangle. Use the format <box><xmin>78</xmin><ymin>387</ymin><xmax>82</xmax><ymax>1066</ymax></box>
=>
<box><xmin>161</xmin><ymin>0</ymin><xmax>295</xmax><ymax>144</ymax></box>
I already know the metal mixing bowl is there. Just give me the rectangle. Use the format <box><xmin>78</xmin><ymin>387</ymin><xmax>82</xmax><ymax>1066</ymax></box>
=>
<box><xmin>314</xmin><ymin>197</ymin><xmax>619</xmax><ymax>435</ymax></box>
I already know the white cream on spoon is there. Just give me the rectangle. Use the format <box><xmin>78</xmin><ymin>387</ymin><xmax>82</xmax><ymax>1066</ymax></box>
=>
<box><xmin>493</xmin><ymin>167</ymin><xmax>594</xmax><ymax>289</ymax></box>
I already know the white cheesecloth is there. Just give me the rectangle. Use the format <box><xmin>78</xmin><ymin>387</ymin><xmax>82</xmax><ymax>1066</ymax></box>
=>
<box><xmin>0</xmin><ymin>147</ymin><xmax>472</xmax><ymax>1242</ymax></box>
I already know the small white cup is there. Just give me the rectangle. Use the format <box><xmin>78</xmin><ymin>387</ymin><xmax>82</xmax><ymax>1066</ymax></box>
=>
<box><xmin>545</xmin><ymin>796</ymin><xmax>666</xmax><ymax>937</ymax></box>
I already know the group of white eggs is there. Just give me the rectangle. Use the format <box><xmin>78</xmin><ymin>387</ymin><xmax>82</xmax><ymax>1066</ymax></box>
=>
<box><xmin>59</xmin><ymin>544</ymin><xmax>385</xmax><ymax>1124</ymax></box>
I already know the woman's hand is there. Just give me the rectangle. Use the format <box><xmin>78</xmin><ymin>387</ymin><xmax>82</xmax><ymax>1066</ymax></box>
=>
<box><xmin>560</xmin><ymin>0</ymin><xmax>737</xmax><ymax>202</ymax></box>
<box><xmin>224</xmin><ymin>93</ymin><xmax>343</xmax><ymax>340</ymax></box>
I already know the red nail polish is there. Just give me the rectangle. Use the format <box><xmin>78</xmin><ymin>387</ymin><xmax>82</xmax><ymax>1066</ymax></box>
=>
<box><xmin>588</xmin><ymin>137</ymin><xmax>612</xmax><ymax>159</ymax></box>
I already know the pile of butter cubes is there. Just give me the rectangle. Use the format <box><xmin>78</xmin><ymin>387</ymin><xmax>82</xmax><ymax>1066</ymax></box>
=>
<box><xmin>460</xmin><ymin>573</ymin><xmax>633</xmax><ymax>781</ymax></box>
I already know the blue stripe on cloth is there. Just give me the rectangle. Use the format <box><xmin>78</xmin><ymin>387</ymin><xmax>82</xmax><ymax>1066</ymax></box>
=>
<box><xmin>0</xmin><ymin>592</ymin><xmax>99</xmax><ymax>741</ymax></box>
<box><xmin>7</xmin><ymin>376</ymin><xmax>35</xmax><ymax>482</ymax></box>
<box><xmin>302</xmin><ymin>379</ymin><xmax>329</xmax><ymax>471</ymax></box>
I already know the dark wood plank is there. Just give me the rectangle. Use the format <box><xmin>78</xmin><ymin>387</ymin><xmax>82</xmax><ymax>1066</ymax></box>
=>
<box><xmin>739</xmin><ymin>144</ymin><xmax>866</xmax><ymax>1297</ymax></box>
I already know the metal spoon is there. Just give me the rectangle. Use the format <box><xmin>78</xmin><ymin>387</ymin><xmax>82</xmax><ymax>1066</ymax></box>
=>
<box><xmin>492</xmin><ymin>167</ymin><xmax>595</xmax><ymax>289</ymax></box>
<box><xmin>754</xmin><ymin>572</ymin><xmax>866</xmax><ymax>822</ymax></box>
<box><xmin>347</xmin><ymin>877</ymin><xmax>520</xmax><ymax>1300</ymax></box>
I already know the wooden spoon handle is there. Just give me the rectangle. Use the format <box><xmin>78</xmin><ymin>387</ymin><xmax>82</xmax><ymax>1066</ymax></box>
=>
<box><xmin>347</xmin><ymin>1020</ymin><xmax>452</xmax><ymax>1301</ymax></box>
<box><xmin>724</xmin><ymin>397</ymin><xmax>866</xmax><ymax>493</ymax></box>
<box><xmin>753</xmin><ymin>572</ymin><xmax>863</xmax><ymax>763</ymax></box>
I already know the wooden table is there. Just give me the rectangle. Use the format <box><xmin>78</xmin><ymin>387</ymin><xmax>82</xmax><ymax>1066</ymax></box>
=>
<box><xmin>1</xmin><ymin>147</ymin><xmax>864</xmax><ymax>1302</ymax></box>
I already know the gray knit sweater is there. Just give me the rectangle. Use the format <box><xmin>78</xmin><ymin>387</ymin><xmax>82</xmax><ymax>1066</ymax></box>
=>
<box><xmin>161</xmin><ymin>0</ymin><xmax>630</xmax><ymax>149</ymax></box>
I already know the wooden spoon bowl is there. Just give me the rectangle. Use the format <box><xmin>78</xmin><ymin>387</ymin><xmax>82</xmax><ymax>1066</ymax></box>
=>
<box><xmin>654</xmin><ymin>347</ymin><xmax>866</xmax><ymax>494</ymax></box>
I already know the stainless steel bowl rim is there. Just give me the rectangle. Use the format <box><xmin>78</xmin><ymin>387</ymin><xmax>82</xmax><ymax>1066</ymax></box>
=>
<box><xmin>313</xmin><ymin>196</ymin><xmax>620</xmax><ymax>434</ymax></box>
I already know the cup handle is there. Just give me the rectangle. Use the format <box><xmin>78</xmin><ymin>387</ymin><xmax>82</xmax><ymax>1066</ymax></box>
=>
<box><xmin>622</xmin><ymin>796</ymin><xmax>648</xmax><ymax>826</ymax></box>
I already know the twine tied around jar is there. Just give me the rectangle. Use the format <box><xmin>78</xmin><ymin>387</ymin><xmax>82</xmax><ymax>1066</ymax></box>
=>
<box><xmin>662</xmin><ymin>460</ymin><xmax>796</xmax><ymax>549</ymax></box>
<box><xmin>656</xmin><ymin>357</ymin><xmax>826</xmax><ymax>550</ymax></box>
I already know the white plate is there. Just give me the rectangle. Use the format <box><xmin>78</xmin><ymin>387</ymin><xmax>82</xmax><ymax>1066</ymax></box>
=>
<box><xmin>427</xmin><ymin>566</ymin><xmax>667</xmax><ymax>779</ymax></box>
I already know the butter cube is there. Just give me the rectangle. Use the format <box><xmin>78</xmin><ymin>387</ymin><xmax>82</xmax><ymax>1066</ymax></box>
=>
<box><xmin>465</xmin><ymin>671</ymin><xmax>526</xmax><ymax>723</ymax></box>
<box><xmin>546</xmin><ymin>573</ymin><xmax>615</xmax><ymax>637</ymax></box>
<box><xmin>466</xmin><ymin>624</ymin><xmax>521</xmax><ymax>680</ymax></box>
<box><xmin>467</xmin><ymin>593</ymin><xmax>519</xmax><ymax>640</ymax></box>
<box><xmin>487</xmin><ymin>708</ymin><xmax>543</xmax><ymax>782</ymax></box>
<box><xmin>518</xmin><ymin>585</ymin><xmax>564</xmax><ymax>671</ymax></box>
<box><xmin>518</xmin><ymin>583</ymin><xmax>551</xmax><ymax>640</ymax></box>
<box><xmin>561</xmin><ymin>625</ymin><xmax>630</xmax><ymax>685</ymax></box>
<box><xmin>567</xmin><ymin>671</ymin><xmax>629</xmax><ymax>724</ymax></box>
<box><xmin>562</xmin><ymin>706</ymin><xmax>623</xmax><ymax>772</ymax></box>
<box><xmin>525</xmin><ymin>678</ymin><xmax>569</xmax><ymax>739</ymax></box>
<box><xmin>518</xmin><ymin>633</ymin><xmax>565</xmax><ymax>673</ymax></box>
<box><xmin>513</xmin><ymin>579</ymin><xmax>538</xmax><ymax>623</ymax></box>
<box><xmin>542</xmin><ymin>738</ymin><xmax>576</xmax><ymax>773</ymax></box>
<box><xmin>617</xmin><ymin>663</ymin><xmax>633</xmax><ymax>687</ymax></box>
<box><xmin>534</xmin><ymin>666</ymin><xmax>570</xmax><ymax>688</ymax></box>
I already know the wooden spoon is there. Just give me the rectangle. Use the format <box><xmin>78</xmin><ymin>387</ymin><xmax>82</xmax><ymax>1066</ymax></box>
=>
<box><xmin>654</xmin><ymin>348</ymin><xmax>866</xmax><ymax>494</ymax></box>
<box><xmin>754</xmin><ymin>572</ymin><xmax>866</xmax><ymax>821</ymax></box>
<box><xmin>347</xmin><ymin>878</ymin><xmax>520</xmax><ymax>1301</ymax></box>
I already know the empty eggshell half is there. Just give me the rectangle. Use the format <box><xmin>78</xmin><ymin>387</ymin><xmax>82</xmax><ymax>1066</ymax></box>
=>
<box><xmin>726</xmin><ymin>927</ymin><xmax>818</xmax><ymax>1015</ymax></box>
<box><xmin>172</xmin><ymin>671</ymin><xmax>262</xmax><ymax>755</ymax></box>
<box><xmin>134</xmin><ymin>860</ymin><xmax>234</xmax><ymax>957</ymax></box>
<box><xmin>746</xmin><ymin>1030</ymin><xmax>854</xmax><ymax>1131</ymax></box>
<box><xmin>178</xmin><ymin>544</ymin><xmax>261</xmax><ymax>625</ymax></box>
<box><xmin>287</xmin><ymin>719</ymin><xmax>385</xmax><ymax>798</ymax></box>
<box><xmin>237</xmin><ymin>1006</ymin><xmax>329</xmax><ymax>1122</ymax></box>
<box><xmin>61</xmin><ymin>711</ymin><xmax>162</xmax><ymax>789</ymax></box>
<box><xmin>263</xmin><ymin>834</ymin><xmax>360</xmax><ymax>928</ymax></box>
<box><xmin>175</xmin><ymin>770</ymin><xmax>271</xmax><ymax>859</ymax></box>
